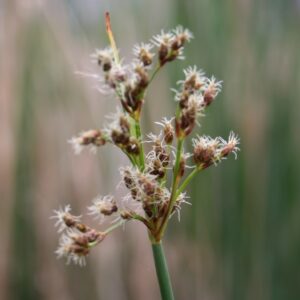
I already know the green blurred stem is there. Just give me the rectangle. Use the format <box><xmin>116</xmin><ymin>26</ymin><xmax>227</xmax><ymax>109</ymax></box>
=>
<box><xmin>176</xmin><ymin>167</ymin><xmax>199</xmax><ymax>198</ymax></box>
<box><xmin>104</xmin><ymin>220</ymin><xmax>125</xmax><ymax>234</ymax></box>
<box><xmin>157</xmin><ymin>138</ymin><xmax>184</xmax><ymax>240</ymax></box>
<box><xmin>148</xmin><ymin>65</ymin><xmax>161</xmax><ymax>86</ymax></box>
<box><xmin>124</xmin><ymin>150</ymin><xmax>137</xmax><ymax>166</ymax></box>
<box><xmin>151</xmin><ymin>242</ymin><xmax>174</xmax><ymax>300</ymax></box>
<box><xmin>135</xmin><ymin>119</ymin><xmax>145</xmax><ymax>171</ymax></box>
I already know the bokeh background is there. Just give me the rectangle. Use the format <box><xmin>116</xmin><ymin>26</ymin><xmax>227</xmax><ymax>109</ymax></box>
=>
<box><xmin>1</xmin><ymin>0</ymin><xmax>300</xmax><ymax>299</ymax></box>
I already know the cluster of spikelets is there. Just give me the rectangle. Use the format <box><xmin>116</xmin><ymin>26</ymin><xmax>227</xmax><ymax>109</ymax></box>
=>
<box><xmin>52</xmin><ymin>26</ymin><xmax>239</xmax><ymax>266</ymax></box>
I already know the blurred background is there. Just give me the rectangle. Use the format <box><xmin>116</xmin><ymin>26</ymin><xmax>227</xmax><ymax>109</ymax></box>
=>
<box><xmin>1</xmin><ymin>0</ymin><xmax>300</xmax><ymax>299</ymax></box>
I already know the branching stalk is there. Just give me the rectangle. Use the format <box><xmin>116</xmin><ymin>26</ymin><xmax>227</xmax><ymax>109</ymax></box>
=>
<box><xmin>104</xmin><ymin>220</ymin><xmax>126</xmax><ymax>234</ymax></box>
<box><xmin>134</xmin><ymin>118</ymin><xmax>146</xmax><ymax>171</ymax></box>
<box><xmin>157</xmin><ymin>137</ymin><xmax>184</xmax><ymax>240</ymax></box>
<box><xmin>176</xmin><ymin>167</ymin><xmax>199</xmax><ymax>198</ymax></box>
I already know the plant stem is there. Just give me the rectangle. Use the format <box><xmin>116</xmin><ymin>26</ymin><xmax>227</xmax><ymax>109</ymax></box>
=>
<box><xmin>135</xmin><ymin>119</ymin><xmax>145</xmax><ymax>170</ymax></box>
<box><xmin>175</xmin><ymin>167</ymin><xmax>199</xmax><ymax>198</ymax></box>
<box><xmin>151</xmin><ymin>242</ymin><xmax>174</xmax><ymax>300</ymax></box>
<box><xmin>157</xmin><ymin>138</ymin><xmax>184</xmax><ymax>240</ymax></box>
<box><xmin>148</xmin><ymin>64</ymin><xmax>161</xmax><ymax>85</ymax></box>
<box><xmin>104</xmin><ymin>220</ymin><xmax>125</xmax><ymax>234</ymax></box>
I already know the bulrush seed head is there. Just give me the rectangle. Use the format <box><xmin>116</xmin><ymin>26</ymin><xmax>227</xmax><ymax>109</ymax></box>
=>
<box><xmin>181</xmin><ymin>66</ymin><xmax>206</xmax><ymax>92</ymax></box>
<box><xmin>192</xmin><ymin>136</ymin><xmax>220</xmax><ymax>168</ymax></box>
<box><xmin>219</xmin><ymin>132</ymin><xmax>240</xmax><ymax>159</ymax></box>
<box><xmin>176</xmin><ymin>94</ymin><xmax>204</xmax><ymax>138</ymax></box>
<box><xmin>105</xmin><ymin>64</ymin><xmax>128</xmax><ymax>88</ymax></box>
<box><xmin>133</xmin><ymin>43</ymin><xmax>154</xmax><ymax>67</ymax></box>
<box><xmin>56</xmin><ymin>229</ymin><xmax>106</xmax><ymax>267</ymax></box>
<box><xmin>91</xmin><ymin>47</ymin><xmax>115</xmax><ymax>72</ymax></box>
<box><xmin>51</xmin><ymin>205</ymin><xmax>82</xmax><ymax>233</ymax></box>
<box><xmin>88</xmin><ymin>195</ymin><xmax>118</xmax><ymax>222</ymax></box>
<box><xmin>172</xmin><ymin>26</ymin><xmax>193</xmax><ymax>50</ymax></box>
<box><xmin>69</xmin><ymin>130</ymin><xmax>106</xmax><ymax>154</ymax></box>
<box><xmin>152</xmin><ymin>27</ymin><xmax>192</xmax><ymax>66</ymax></box>
<box><xmin>53</xmin><ymin>20</ymin><xmax>240</xmax><ymax>267</ymax></box>
<box><xmin>156</xmin><ymin>118</ymin><xmax>175</xmax><ymax>145</ymax></box>
<box><xmin>126</xmin><ymin>137</ymin><xmax>140</xmax><ymax>155</ymax></box>
<box><xmin>203</xmin><ymin>76</ymin><xmax>222</xmax><ymax>106</ymax></box>
<box><xmin>120</xmin><ymin>210</ymin><xmax>135</xmax><ymax>220</ymax></box>
<box><xmin>192</xmin><ymin>132</ymin><xmax>240</xmax><ymax>169</ymax></box>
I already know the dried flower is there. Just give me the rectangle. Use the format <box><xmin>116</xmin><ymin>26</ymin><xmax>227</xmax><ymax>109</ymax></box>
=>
<box><xmin>152</xmin><ymin>27</ymin><xmax>192</xmax><ymax>65</ymax></box>
<box><xmin>203</xmin><ymin>76</ymin><xmax>222</xmax><ymax>106</ymax></box>
<box><xmin>91</xmin><ymin>47</ymin><xmax>115</xmax><ymax>72</ymax></box>
<box><xmin>171</xmin><ymin>26</ymin><xmax>193</xmax><ymax>50</ymax></box>
<box><xmin>176</xmin><ymin>94</ymin><xmax>205</xmax><ymax>138</ymax></box>
<box><xmin>155</xmin><ymin>118</ymin><xmax>175</xmax><ymax>145</ymax></box>
<box><xmin>219</xmin><ymin>131</ymin><xmax>240</xmax><ymax>159</ymax></box>
<box><xmin>51</xmin><ymin>205</ymin><xmax>82</xmax><ymax>233</ymax></box>
<box><xmin>133</xmin><ymin>43</ymin><xmax>155</xmax><ymax>66</ymax></box>
<box><xmin>192</xmin><ymin>136</ymin><xmax>220</xmax><ymax>168</ymax></box>
<box><xmin>88</xmin><ymin>195</ymin><xmax>118</xmax><ymax>222</ymax></box>
<box><xmin>69</xmin><ymin>130</ymin><xmax>106</xmax><ymax>154</ymax></box>
<box><xmin>55</xmin><ymin>229</ymin><xmax>106</xmax><ymax>266</ymax></box>
<box><xmin>180</xmin><ymin>66</ymin><xmax>206</xmax><ymax>92</ymax></box>
<box><xmin>55</xmin><ymin>232</ymin><xmax>87</xmax><ymax>266</ymax></box>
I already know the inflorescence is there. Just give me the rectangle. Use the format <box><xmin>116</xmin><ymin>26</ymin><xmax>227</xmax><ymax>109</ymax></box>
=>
<box><xmin>52</xmin><ymin>24</ymin><xmax>239</xmax><ymax>266</ymax></box>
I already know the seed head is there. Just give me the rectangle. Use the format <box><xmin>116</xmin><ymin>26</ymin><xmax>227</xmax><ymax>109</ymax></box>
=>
<box><xmin>51</xmin><ymin>205</ymin><xmax>82</xmax><ymax>233</ymax></box>
<box><xmin>120</xmin><ymin>166</ymin><xmax>139</xmax><ymax>200</ymax></box>
<box><xmin>171</xmin><ymin>26</ymin><xmax>193</xmax><ymax>50</ymax></box>
<box><xmin>176</xmin><ymin>94</ymin><xmax>204</xmax><ymax>137</ymax></box>
<box><xmin>69</xmin><ymin>130</ymin><xmax>106</xmax><ymax>154</ymax></box>
<box><xmin>181</xmin><ymin>66</ymin><xmax>206</xmax><ymax>92</ymax></box>
<box><xmin>133</xmin><ymin>43</ymin><xmax>155</xmax><ymax>67</ymax></box>
<box><xmin>104</xmin><ymin>109</ymin><xmax>131</xmax><ymax>146</ymax></box>
<box><xmin>203</xmin><ymin>76</ymin><xmax>222</xmax><ymax>106</ymax></box>
<box><xmin>126</xmin><ymin>137</ymin><xmax>140</xmax><ymax>155</ymax></box>
<box><xmin>105</xmin><ymin>63</ymin><xmax>128</xmax><ymax>88</ymax></box>
<box><xmin>152</xmin><ymin>27</ymin><xmax>192</xmax><ymax>65</ymax></box>
<box><xmin>88</xmin><ymin>195</ymin><xmax>118</xmax><ymax>222</ymax></box>
<box><xmin>55</xmin><ymin>229</ymin><xmax>106</xmax><ymax>266</ymax></box>
<box><xmin>55</xmin><ymin>231</ymin><xmax>88</xmax><ymax>266</ymax></box>
<box><xmin>219</xmin><ymin>131</ymin><xmax>240</xmax><ymax>159</ymax></box>
<box><xmin>155</xmin><ymin>118</ymin><xmax>175</xmax><ymax>144</ymax></box>
<box><xmin>192</xmin><ymin>136</ymin><xmax>220</xmax><ymax>168</ymax></box>
<box><xmin>91</xmin><ymin>47</ymin><xmax>115</xmax><ymax>72</ymax></box>
<box><xmin>152</xmin><ymin>30</ymin><xmax>173</xmax><ymax>51</ymax></box>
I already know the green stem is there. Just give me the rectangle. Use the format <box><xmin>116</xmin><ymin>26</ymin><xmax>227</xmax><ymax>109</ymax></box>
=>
<box><xmin>151</xmin><ymin>242</ymin><xmax>174</xmax><ymax>300</ymax></box>
<box><xmin>104</xmin><ymin>220</ymin><xmax>125</xmax><ymax>234</ymax></box>
<box><xmin>148</xmin><ymin>64</ymin><xmax>161</xmax><ymax>86</ymax></box>
<box><xmin>135</xmin><ymin>119</ymin><xmax>145</xmax><ymax>171</ymax></box>
<box><xmin>124</xmin><ymin>150</ymin><xmax>137</xmax><ymax>166</ymax></box>
<box><xmin>157</xmin><ymin>138</ymin><xmax>184</xmax><ymax>240</ymax></box>
<box><xmin>176</xmin><ymin>167</ymin><xmax>199</xmax><ymax>198</ymax></box>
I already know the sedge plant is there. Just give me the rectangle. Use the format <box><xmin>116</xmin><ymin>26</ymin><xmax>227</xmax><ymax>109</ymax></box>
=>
<box><xmin>51</xmin><ymin>13</ymin><xmax>240</xmax><ymax>300</ymax></box>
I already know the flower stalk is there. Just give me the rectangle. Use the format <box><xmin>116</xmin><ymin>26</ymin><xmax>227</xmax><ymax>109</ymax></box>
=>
<box><xmin>176</xmin><ymin>167</ymin><xmax>199</xmax><ymax>198</ymax></box>
<box><xmin>156</xmin><ymin>137</ymin><xmax>184</xmax><ymax>241</ymax></box>
<box><xmin>134</xmin><ymin>116</ymin><xmax>146</xmax><ymax>171</ymax></box>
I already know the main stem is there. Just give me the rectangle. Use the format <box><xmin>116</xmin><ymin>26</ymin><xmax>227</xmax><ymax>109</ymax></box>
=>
<box><xmin>151</xmin><ymin>242</ymin><xmax>174</xmax><ymax>300</ymax></box>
